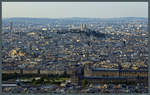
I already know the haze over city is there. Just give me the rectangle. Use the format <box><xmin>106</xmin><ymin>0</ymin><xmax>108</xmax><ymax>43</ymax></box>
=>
<box><xmin>2</xmin><ymin>2</ymin><xmax>148</xmax><ymax>18</ymax></box>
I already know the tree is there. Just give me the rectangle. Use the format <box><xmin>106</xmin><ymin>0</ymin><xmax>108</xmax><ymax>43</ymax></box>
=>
<box><xmin>63</xmin><ymin>70</ymin><xmax>67</xmax><ymax>77</ymax></box>
<box><xmin>32</xmin><ymin>78</ymin><xmax>37</xmax><ymax>86</ymax></box>
<box><xmin>82</xmin><ymin>79</ymin><xmax>88</xmax><ymax>88</ymax></box>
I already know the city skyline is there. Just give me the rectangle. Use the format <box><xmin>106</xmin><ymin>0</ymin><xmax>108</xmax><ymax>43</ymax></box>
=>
<box><xmin>2</xmin><ymin>17</ymin><xmax>148</xmax><ymax>93</ymax></box>
<box><xmin>2</xmin><ymin>2</ymin><xmax>148</xmax><ymax>93</ymax></box>
<box><xmin>2</xmin><ymin>2</ymin><xmax>148</xmax><ymax>18</ymax></box>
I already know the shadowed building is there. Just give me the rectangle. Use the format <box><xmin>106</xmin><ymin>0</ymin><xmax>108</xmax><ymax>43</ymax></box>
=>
<box><xmin>71</xmin><ymin>63</ymin><xmax>148</xmax><ymax>85</ymax></box>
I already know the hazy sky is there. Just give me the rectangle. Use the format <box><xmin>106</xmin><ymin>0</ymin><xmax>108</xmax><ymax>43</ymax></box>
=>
<box><xmin>2</xmin><ymin>2</ymin><xmax>148</xmax><ymax>18</ymax></box>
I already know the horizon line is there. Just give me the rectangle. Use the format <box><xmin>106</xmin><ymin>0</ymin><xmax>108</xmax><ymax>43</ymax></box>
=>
<box><xmin>2</xmin><ymin>16</ymin><xmax>148</xmax><ymax>19</ymax></box>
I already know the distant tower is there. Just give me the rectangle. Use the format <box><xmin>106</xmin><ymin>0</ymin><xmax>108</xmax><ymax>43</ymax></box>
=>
<box><xmin>9</xmin><ymin>22</ymin><xmax>13</xmax><ymax>39</ymax></box>
<box><xmin>118</xmin><ymin>63</ymin><xmax>122</xmax><ymax>78</ymax></box>
<box><xmin>10</xmin><ymin>22</ymin><xmax>13</xmax><ymax>32</ymax></box>
<box><xmin>19</xmin><ymin>31</ymin><xmax>21</xmax><ymax>38</ymax></box>
<box><xmin>80</xmin><ymin>24</ymin><xmax>86</xmax><ymax>31</ymax></box>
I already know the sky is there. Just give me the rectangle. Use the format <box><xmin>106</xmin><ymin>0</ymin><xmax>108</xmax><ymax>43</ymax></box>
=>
<box><xmin>2</xmin><ymin>2</ymin><xmax>148</xmax><ymax>18</ymax></box>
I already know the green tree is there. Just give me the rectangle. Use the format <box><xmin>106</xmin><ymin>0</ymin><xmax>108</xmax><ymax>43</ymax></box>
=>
<box><xmin>82</xmin><ymin>79</ymin><xmax>88</xmax><ymax>88</ymax></box>
<box><xmin>32</xmin><ymin>78</ymin><xmax>37</xmax><ymax>86</ymax></box>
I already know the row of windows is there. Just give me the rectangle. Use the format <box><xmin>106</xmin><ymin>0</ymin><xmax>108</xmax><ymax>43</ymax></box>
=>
<box><xmin>86</xmin><ymin>71</ymin><xmax>147</xmax><ymax>77</ymax></box>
